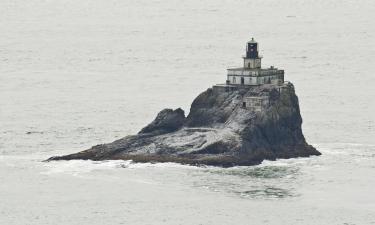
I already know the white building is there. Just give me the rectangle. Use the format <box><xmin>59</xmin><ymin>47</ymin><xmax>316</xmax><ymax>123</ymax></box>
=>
<box><xmin>226</xmin><ymin>38</ymin><xmax>284</xmax><ymax>86</ymax></box>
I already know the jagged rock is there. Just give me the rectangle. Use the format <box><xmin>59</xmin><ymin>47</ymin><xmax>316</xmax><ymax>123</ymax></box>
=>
<box><xmin>48</xmin><ymin>82</ymin><xmax>320</xmax><ymax>167</ymax></box>
<box><xmin>138</xmin><ymin>108</ymin><xmax>185</xmax><ymax>135</ymax></box>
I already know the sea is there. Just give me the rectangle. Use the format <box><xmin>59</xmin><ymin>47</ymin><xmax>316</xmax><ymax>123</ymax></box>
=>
<box><xmin>1</xmin><ymin>0</ymin><xmax>375</xmax><ymax>224</ymax></box>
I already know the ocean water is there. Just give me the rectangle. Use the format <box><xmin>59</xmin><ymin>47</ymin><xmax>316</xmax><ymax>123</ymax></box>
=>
<box><xmin>1</xmin><ymin>0</ymin><xmax>375</xmax><ymax>224</ymax></box>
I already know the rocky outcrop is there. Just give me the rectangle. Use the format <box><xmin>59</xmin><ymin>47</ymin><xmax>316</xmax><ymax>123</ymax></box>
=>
<box><xmin>48</xmin><ymin>82</ymin><xmax>320</xmax><ymax>167</ymax></box>
<box><xmin>138</xmin><ymin>108</ymin><xmax>185</xmax><ymax>135</ymax></box>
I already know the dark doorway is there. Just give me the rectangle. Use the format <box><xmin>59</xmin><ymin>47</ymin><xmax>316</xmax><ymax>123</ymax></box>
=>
<box><xmin>241</xmin><ymin>77</ymin><xmax>245</xmax><ymax>85</ymax></box>
<box><xmin>242</xmin><ymin>102</ymin><xmax>246</xmax><ymax>108</ymax></box>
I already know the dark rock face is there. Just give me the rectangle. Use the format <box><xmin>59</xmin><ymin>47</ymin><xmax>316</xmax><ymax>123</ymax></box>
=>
<box><xmin>138</xmin><ymin>108</ymin><xmax>185</xmax><ymax>135</ymax></box>
<box><xmin>48</xmin><ymin>82</ymin><xmax>320</xmax><ymax>167</ymax></box>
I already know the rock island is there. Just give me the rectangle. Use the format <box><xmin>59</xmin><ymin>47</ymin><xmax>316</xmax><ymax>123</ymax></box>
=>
<box><xmin>49</xmin><ymin>38</ymin><xmax>320</xmax><ymax>167</ymax></box>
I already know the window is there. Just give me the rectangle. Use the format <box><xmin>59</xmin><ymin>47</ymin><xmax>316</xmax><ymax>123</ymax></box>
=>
<box><xmin>232</xmin><ymin>77</ymin><xmax>236</xmax><ymax>83</ymax></box>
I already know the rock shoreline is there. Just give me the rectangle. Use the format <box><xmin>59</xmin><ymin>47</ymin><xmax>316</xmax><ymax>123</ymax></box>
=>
<box><xmin>48</xmin><ymin>82</ymin><xmax>320</xmax><ymax>167</ymax></box>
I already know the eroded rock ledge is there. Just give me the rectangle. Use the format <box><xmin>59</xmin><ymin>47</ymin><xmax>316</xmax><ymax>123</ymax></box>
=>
<box><xmin>48</xmin><ymin>82</ymin><xmax>320</xmax><ymax>167</ymax></box>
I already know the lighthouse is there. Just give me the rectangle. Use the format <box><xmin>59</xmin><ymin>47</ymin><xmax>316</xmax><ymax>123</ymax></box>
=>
<box><xmin>226</xmin><ymin>38</ymin><xmax>284</xmax><ymax>86</ymax></box>
<box><xmin>212</xmin><ymin>38</ymin><xmax>288</xmax><ymax>111</ymax></box>
<box><xmin>243</xmin><ymin>38</ymin><xmax>262</xmax><ymax>69</ymax></box>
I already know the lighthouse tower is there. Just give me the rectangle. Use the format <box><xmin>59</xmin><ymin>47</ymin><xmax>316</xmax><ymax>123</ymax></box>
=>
<box><xmin>243</xmin><ymin>38</ymin><xmax>262</xmax><ymax>69</ymax></box>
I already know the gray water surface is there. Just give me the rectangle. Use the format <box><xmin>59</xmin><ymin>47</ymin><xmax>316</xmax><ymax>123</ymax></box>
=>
<box><xmin>1</xmin><ymin>0</ymin><xmax>375</xmax><ymax>224</ymax></box>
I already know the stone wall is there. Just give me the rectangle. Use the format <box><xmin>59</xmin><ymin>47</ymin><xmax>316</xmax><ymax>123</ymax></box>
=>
<box><xmin>243</xmin><ymin>96</ymin><xmax>269</xmax><ymax>112</ymax></box>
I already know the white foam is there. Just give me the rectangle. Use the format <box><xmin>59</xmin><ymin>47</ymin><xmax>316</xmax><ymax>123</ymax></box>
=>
<box><xmin>41</xmin><ymin>160</ymin><xmax>131</xmax><ymax>175</ymax></box>
<box><xmin>41</xmin><ymin>159</ymin><xmax>199</xmax><ymax>176</ymax></box>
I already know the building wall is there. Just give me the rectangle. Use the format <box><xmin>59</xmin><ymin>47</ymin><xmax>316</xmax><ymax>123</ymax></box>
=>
<box><xmin>244</xmin><ymin>58</ymin><xmax>261</xmax><ymax>69</ymax></box>
<box><xmin>227</xmin><ymin>75</ymin><xmax>259</xmax><ymax>85</ymax></box>
<box><xmin>227</xmin><ymin>69</ymin><xmax>284</xmax><ymax>77</ymax></box>
<box><xmin>258</xmin><ymin>75</ymin><xmax>283</xmax><ymax>85</ymax></box>
<box><xmin>243</xmin><ymin>96</ymin><xmax>269</xmax><ymax>112</ymax></box>
<box><xmin>228</xmin><ymin>70</ymin><xmax>257</xmax><ymax>76</ymax></box>
<box><xmin>227</xmin><ymin>74</ymin><xmax>283</xmax><ymax>85</ymax></box>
